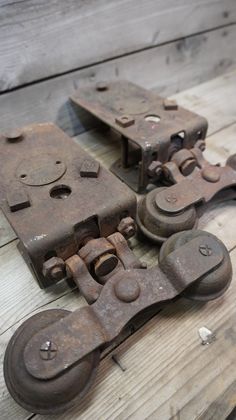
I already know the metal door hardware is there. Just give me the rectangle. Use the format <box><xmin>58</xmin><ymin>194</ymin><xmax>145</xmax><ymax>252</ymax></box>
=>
<box><xmin>70</xmin><ymin>81</ymin><xmax>208</xmax><ymax>192</ymax></box>
<box><xmin>70</xmin><ymin>81</ymin><xmax>236</xmax><ymax>243</ymax></box>
<box><xmin>0</xmin><ymin>123</ymin><xmax>137</xmax><ymax>288</ymax></box>
<box><xmin>137</xmin><ymin>152</ymin><xmax>236</xmax><ymax>242</ymax></box>
<box><xmin>4</xmin><ymin>230</ymin><xmax>232</xmax><ymax>414</ymax></box>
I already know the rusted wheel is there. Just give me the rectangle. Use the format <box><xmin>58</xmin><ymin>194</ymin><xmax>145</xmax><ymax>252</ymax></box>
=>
<box><xmin>159</xmin><ymin>230</ymin><xmax>232</xmax><ymax>301</ymax></box>
<box><xmin>226</xmin><ymin>153</ymin><xmax>236</xmax><ymax>171</ymax></box>
<box><xmin>137</xmin><ymin>188</ymin><xmax>197</xmax><ymax>243</ymax></box>
<box><xmin>4</xmin><ymin>309</ymin><xmax>100</xmax><ymax>414</ymax></box>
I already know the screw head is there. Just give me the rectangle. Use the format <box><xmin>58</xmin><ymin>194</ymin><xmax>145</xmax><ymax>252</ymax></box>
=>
<box><xmin>40</xmin><ymin>340</ymin><xmax>57</xmax><ymax>360</ymax></box>
<box><xmin>202</xmin><ymin>166</ymin><xmax>221</xmax><ymax>183</ymax></box>
<box><xmin>165</xmin><ymin>193</ymin><xmax>177</xmax><ymax>204</ymax></box>
<box><xmin>199</xmin><ymin>244</ymin><xmax>212</xmax><ymax>256</ymax></box>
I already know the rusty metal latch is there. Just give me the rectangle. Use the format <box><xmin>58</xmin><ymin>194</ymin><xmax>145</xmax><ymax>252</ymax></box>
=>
<box><xmin>0</xmin><ymin>123</ymin><xmax>137</xmax><ymax>288</ymax></box>
<box><xmin>4</xmin><ymin>230</ymin><xmax>232</xmax><ymax>414</ymax></box>
<box><xmin>1</xmin><ymin>121</ymin><xmax>234</xmax><ymax>415</ymax></box>
<box><xmin>70</xmin><ymin>81</ymin><xmax>208</xmax><ymax>192</ymax></box>
<box><xmin>70</xmin><ymin>81</ymin><xmax>236</xmax><ymax>243</ymax></box>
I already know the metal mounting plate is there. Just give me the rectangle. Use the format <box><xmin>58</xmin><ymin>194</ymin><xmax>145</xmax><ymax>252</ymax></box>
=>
<box><xmin>70</xmin><ymin>81</ymin><xmax>208</xmax><ymax>192</ymax></box>
<box><xmin>0</xmin><ymin>123</ymin><xmax>136</xmax><ymax>287</ymax></box>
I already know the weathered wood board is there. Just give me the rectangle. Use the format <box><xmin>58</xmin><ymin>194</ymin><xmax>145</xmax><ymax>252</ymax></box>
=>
<box><xmin>0</xmin><ymin>0</ymin><xmax>235</xmax><ymax>91</ymax></box>
<box><xmin>0</xmin><ymin>70</ymin><xmax>236</xmax><ymax>420</ymax></box>
<box><xmin>0</xmin><ymin>26</ymin><xmax>236</xmax><ymax>137</ymax></box>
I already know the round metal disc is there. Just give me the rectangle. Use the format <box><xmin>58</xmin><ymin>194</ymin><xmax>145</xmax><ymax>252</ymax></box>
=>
<box><xmin>4</xmin><ymin>309</ymin><xmax>100</xmax><ymax>414</ymax></box>
<box><xmin>159</xmin><ymin>230</ymin><xmax>232</xmax><ymax>301</ymax></box>
<box><xmin>16</xmin><ymin>154</ymin><xmax>66</xmax><ymax>186</ymax></box>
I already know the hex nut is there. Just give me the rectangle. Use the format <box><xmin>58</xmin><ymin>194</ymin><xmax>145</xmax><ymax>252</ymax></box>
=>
<box><xmin>147</xmin><ymin>160</ymin><xmax>162</xmax><ymax>178</ymax></box>
<box><xmin>42</xmin><ymin>257</ymin><xmax>65</xmax><ymax>281</ymax></box>
<box><xmin>117</xmin><ymin>217</ymin><xmax>136</xmax><ymax>239</ymax></box>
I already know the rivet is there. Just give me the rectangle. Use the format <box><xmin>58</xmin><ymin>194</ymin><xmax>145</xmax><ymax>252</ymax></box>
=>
<box><xmin>202</xmin><ymin>166</ymin><xmax>221</xmax><ymax>183</ymax></box>
<box><xmin>165</xmin><ymin>193</ymin><xmax>178</xmax><ymax>204</ymax></box>
<box><xmin>115</xmin><ymin>277</ymin><xmax>140</xmax><ymax>302</ymax></box>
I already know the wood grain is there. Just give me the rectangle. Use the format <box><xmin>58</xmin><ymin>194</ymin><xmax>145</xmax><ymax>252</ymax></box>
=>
<box><xmin>0</xmin><ymin>69</ymin><xmax>236</xmax><ymax>419</ymax></box>
<box><xmin>32</xmin><ymin>248</ymin><xmax>236</xmax><ymax>420</ymax></box>
<box><xmin>0</xmin><ymin>0</ymin><xmax>235</xmax><ymax>91</ymax></box>
<box><xmin>0</xmin><ymin>26</ymin><xmax>236</xmax><ymax>136</ymax></box>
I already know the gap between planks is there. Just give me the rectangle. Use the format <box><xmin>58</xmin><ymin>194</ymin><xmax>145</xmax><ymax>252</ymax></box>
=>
<box><xmin>0</xmin><ymin>26</ymin><xmax>236</xmax><ymax>135</ymax></box>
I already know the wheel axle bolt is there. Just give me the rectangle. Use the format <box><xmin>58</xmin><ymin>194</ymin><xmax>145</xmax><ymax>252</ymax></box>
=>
<box><xmin>40</xmin><ymin>340</ymin><xmax>57</xmax><ymax>360</ymax></box>
<box><xmin>199</xmin><ymin>245</ymin><xmax>212</xmax><ymax>256</ymax></box>
<box><xmin>202</xmin><ymin>166</ymin><xmax>220</xmax><ymax>183</ymax></box>
<box><xmin>165</xmin><ymin>193</ymin><xmax>177</xmax><ymax>204</ymax></box>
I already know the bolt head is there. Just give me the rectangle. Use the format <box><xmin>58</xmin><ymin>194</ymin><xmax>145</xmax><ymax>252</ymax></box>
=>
<box><xmin>115</xmin><ymin>115</ymin><xmax>135</xmax><ymax>128</ymax></box>
<box><xmin>147</xmin><ymin>160</ymin><xmax>162</xmax><ymax>178</ymax></box>
<box><xmin>163</xmin><ymin>99</ymin><xmax>178</xmax><ymax>111</ymax></box>
<box><xmin>42</xmin><ymin>257</ymin><xmax>65</xmax><ymax>281</ymax></box>
<box><xmin>165</xmin><ymin>193</ymin><xmax>177</xmax><ymax>204</ymax></box>
<box><xmin>202</xmin><ymin>166</ymin><xmax>221</xmax><ymax>183</ymax></box>
<box><xmin>117</xmin><ymin>217</ymin><xmax>136</xmax><ymax>239</ymax></box>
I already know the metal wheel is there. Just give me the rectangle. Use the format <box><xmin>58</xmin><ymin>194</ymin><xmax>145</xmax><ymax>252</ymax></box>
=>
<box><xmin>4</xmin><ymin>309</ymin><xmax>100</xmax><ymax>414</ymax></box>
<box><xmin>159</xmin><ymin>230</ymin><xmax>232</xmax><ymax>301</ymax></box>
<box><xmin>137</xmin><ymin>187</ymin><xmax>197</xmax><ymax>243</ymax></box>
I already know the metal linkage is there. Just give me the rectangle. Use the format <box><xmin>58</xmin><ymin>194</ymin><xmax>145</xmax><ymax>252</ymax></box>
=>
<box><xmin>137</xmin><ymin>150</ymin><xmax>236</xmax><ymax>242</ymax></box>
<box><xmin>0</xmin><ymin>123</ymin><xmax>137</xmax><ymax>288</ymax></box>
<box><xmin>4</xmin><ymin>230</ymin><xmax>232</xmax><ymax>414</ymax></box>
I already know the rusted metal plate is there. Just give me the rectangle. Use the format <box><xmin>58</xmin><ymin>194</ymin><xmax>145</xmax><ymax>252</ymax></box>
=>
<box><xmin>0</xmin><ymin>123</ymin><xmax>136</xmax><ymax>288</ymax></box>
<box><xmin>70</xmin><ymin>81</ymin><xmax>208</xmax><ymax>191</ymax></box>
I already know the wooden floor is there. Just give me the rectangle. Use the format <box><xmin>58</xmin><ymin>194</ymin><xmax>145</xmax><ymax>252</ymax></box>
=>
<box><xmin>0</xmin><ymin>69</ymin><xmax>236</xmax><ymax>420</ymax></box>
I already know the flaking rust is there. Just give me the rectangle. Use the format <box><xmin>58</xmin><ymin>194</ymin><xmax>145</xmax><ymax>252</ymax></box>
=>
<box><xmin>0</xmin><ymin>123</ymin><xmax>137</xmax><ymax>288</ymax></box>
<box><xmin>70</xmin><ymin>81</ymin><xmax>236</xmax><ymax>243</ymax></box>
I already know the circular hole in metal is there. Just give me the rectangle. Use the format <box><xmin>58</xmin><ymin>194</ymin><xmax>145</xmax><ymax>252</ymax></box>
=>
<box><xmin>50</xmin><ymin>185</ymin><xmax>72</xmax><ymax>199</ymax></box>
<box><xmin>20</xmin><ymin>174</ymin><xmax>27</xmax><ymax>179</ymax></box>
<box><xmin>56</xmin><ymin>160</ymin><xmax>61</xmax><ymax>164</ymax></box>
<box><xmin>145</xmin><ymin>115</ymin><xmax>161</xmax><ymax>124</ymax></box>
<box><xmin>121</xmin><ymin>116</ymin><xmax>129</xmax><ymax>121</ymax></box>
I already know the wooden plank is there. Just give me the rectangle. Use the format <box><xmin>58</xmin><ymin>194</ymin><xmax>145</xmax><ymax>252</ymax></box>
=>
<box><xmin>0</xmin><ymin>26</ymin><xmax>236</xmax><ymax>136</ymax></box>
<box><xmin>172</xmin><ymin>70</ymin><xmax>236</xmax><ymax>135</ymax></box>
<box><xmin>28</xmin><ymin>247</ymin><xmax>235</xmax><ymax>420</ymax></box>
<box><xmin>1</xmin><ymin>0</ymin><xmax>236</xmax><ymax>91</ymax></box>
<box><xmin>0</xmin><ymin>240</ymin><xmax>86</xmax><ymax>336</ymax></box>
<box><xmin>0</xmin><ymin>210</ymin><xmax>15</xmax><ymax>248</ymax></box>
